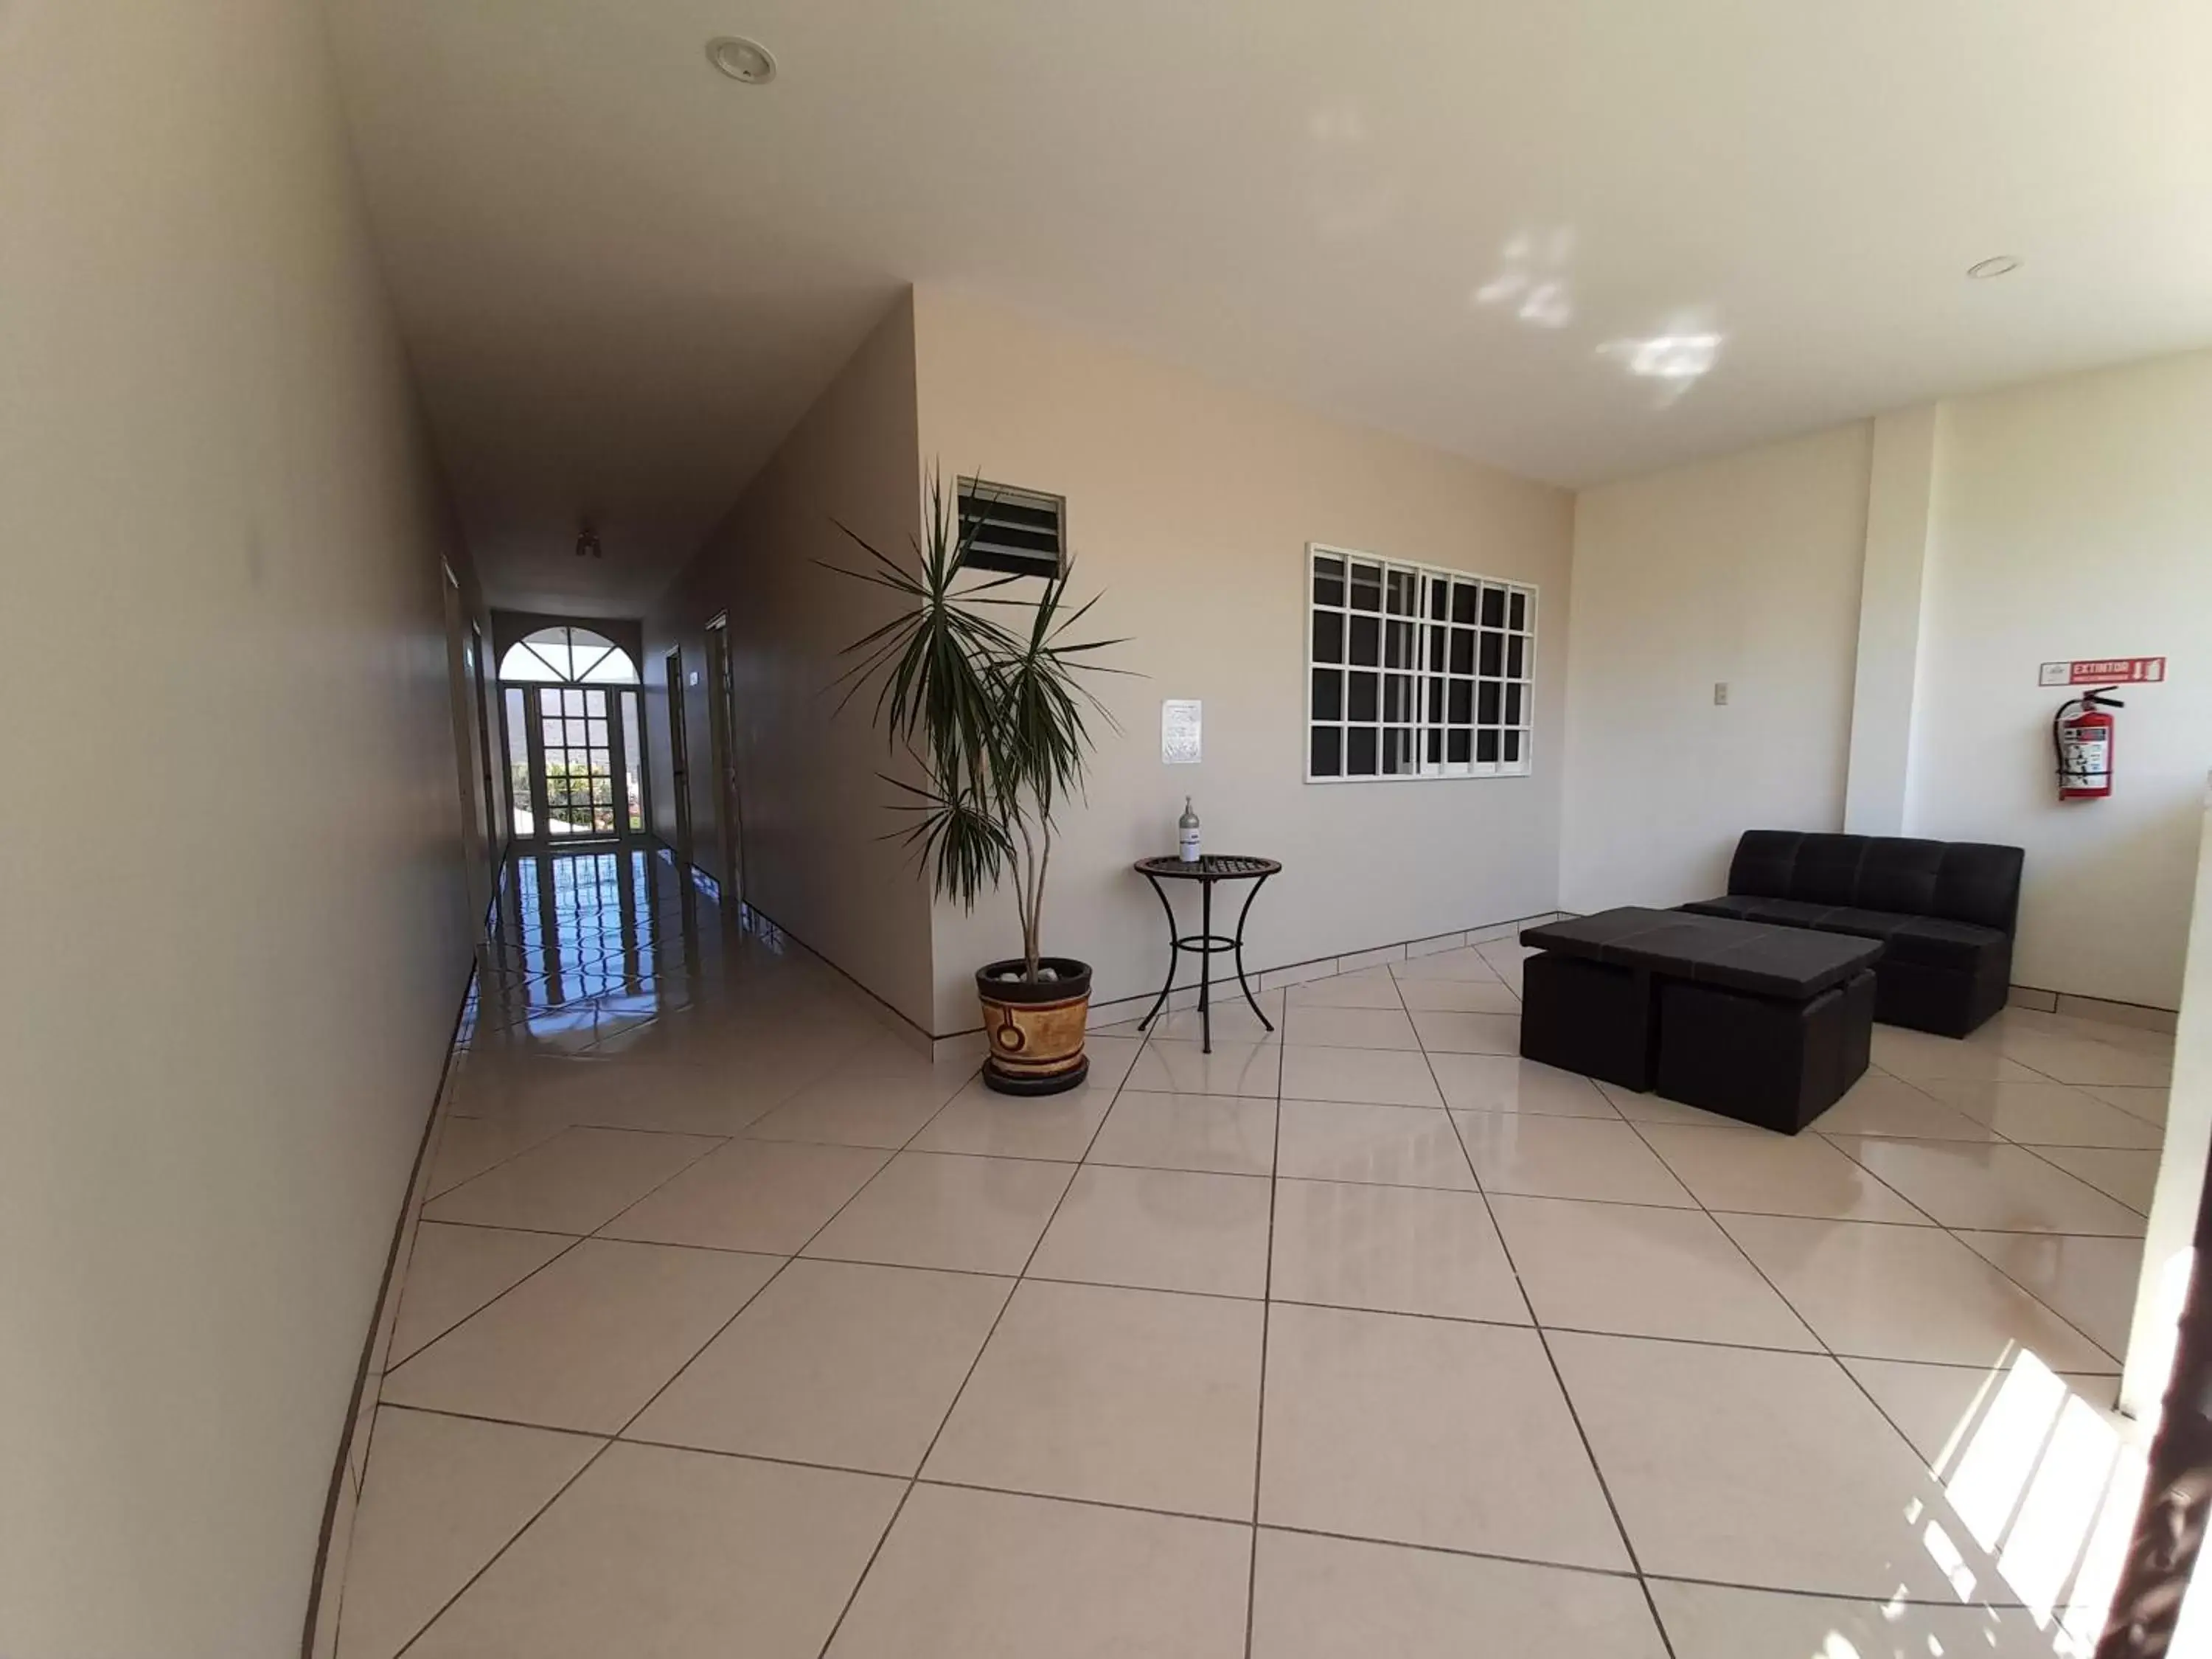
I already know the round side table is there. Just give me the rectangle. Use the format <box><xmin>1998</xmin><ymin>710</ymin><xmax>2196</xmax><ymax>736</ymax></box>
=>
<box><xmin>1131</xmin><ymin>855</ymin><xmax>1281</xmax><ymax>1053</ymax></box>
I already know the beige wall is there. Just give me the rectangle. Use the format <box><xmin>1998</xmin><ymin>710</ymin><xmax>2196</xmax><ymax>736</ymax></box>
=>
<box><xmin>1913</xmin><ymin>352</ymin><xmax>2212</xmax><ymax>1008</ymax></box>
<box><xmin>646</xmin><ymin>296</ymin><xmax>936</xmax><ymax>1029</ymax></box>
<box><xmin>1560</xmin><ymin>425</ymin><xmax>1874</xmax><ymax>913</ymax></box>
<box><xmin>0</xmin><ymin>2</ymin><xmax>482</xmax><ymax>1654</ymax></box>
<box><xmin>914</xmin><ymin>289</ymin><xmax>1574</xmax><ymax>1034</ymax></box>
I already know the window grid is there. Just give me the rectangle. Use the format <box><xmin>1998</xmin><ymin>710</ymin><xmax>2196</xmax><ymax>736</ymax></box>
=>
<box><xmin>539</xmin><ymin>685</ymin><xmax>617</xmax><ymax>836</ymax></box>
<box><xmin>1305</xmin><ymin>543</ymin><xmax>1536</xmax><ymax>783</ymax></box>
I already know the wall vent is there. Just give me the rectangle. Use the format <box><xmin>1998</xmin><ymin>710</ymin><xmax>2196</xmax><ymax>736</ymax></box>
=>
<box><xmin>958</xmin><ymin>478</ymin><xmax>1065</xmax><ymax>577</ymax></box>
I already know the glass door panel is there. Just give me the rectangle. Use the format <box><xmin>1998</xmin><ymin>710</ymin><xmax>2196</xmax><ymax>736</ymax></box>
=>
<box><xmin>535</xmin><ymin>686</ymin><xmax>619</xmax><ymax>841</ymax></box>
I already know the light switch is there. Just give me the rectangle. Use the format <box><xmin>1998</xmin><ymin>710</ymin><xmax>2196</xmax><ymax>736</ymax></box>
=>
<box><xmin>1713</xmin><ymin>682</ymin><xmax>1730</xmax><ymax>706</ymax></box>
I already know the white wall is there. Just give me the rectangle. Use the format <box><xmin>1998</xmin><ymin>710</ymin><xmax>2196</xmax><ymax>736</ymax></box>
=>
<box><xmin>915</xmin><ymin>289</ymin><xmax>1574</xmax><ymax>1034</ymax></box>
<box><xmin>0</xmin><ymin>3</ymin><xmax>480</xmax><ymax>1653</ymax></box>
<box><xmin>647</xmin><ymin>296</ymin><xmax>936</xmax><ymax>1031</ymax></box>
<box><xmin>1557</xmin><ymin>350</ymin><xmax>2212</xmax><ymax>1012</ymax></box>
<box><xmin>1913</xmin><ymin>352</ymin><xmax>2212</xmax><ymax>1007</ymax></box>
<box><xmin>1559</xmin><ymin>426</ymin><xmax>1874</xmax><ymax>912</ymax></box>
<box><xmin>2121</xmin><ymin>774</ymin><xmax>2212</xmax><ymax>1416</ymax></box>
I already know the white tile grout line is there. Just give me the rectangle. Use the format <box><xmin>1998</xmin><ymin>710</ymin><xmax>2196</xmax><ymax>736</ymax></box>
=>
<box><xmin>372</xmin><ymin>882</ymin><xmax>2156</xmax><ymax>1652</ymax></box>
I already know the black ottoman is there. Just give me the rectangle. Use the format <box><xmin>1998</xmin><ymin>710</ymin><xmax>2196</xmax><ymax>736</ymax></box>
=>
<box><xmin>1520</xmin><ymin>951</ymin><xmax>1654</xmax><ymax>1091</ymax></box>
<box><xmin>1520</xmin><ymin>908</ymin><xmax>1884</xmax><ymax>1133</ymax></box>
<box><xmin>1655</xmin><ymin>968</ymin><xmax>1877</xmax><ymax>1133</ymax></box>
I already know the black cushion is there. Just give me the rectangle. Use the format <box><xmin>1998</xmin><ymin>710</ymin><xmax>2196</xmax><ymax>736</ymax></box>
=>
<box><xmin>1857</xmin><ymin>839</ymin><xmax>1947</xmax><ymax>915</ymax></box>
<box><xmin>1933</xmin><ymin>843</ymin><xmax>2027</xmax><ymax>932</ymax></box>
<box><xmin>1681</xmin><ymin>895</ymin><xmax>1839</xmax><ymax>929</ymax></box>
<box><xmin>1700</xmin><ymin>897</ymin><xmax>2006</xmax><ymax>974</ymax></box>
<box><xmin>1804</xmin><ymin>905</ymin><xmax>1919</xmax><ymax>941</ymax></box>
<box><xmin>1725</xmin><ymin>831</ymin><xmax>1804</xmax><ymax>902</ymax></box>
<box><xmin>1523</xmin><ymin>907</ymin><xmax>1882</xmax><ymax>1000</ymax></box>
<box><xmin>1722</xmin><ymin>830</ymin><xmax>2022</xmax><ymax>932</ymax></box>
<box><xmin>1886</xmin><ymin>916</ymin><xmax>2009</xmax><ymax>973</ymax></box>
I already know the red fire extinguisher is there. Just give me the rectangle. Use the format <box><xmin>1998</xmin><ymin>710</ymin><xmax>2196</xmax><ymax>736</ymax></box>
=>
<box><xmin>2054</xmin><ymin>686</ymin><xmax>2124</xmax><ymax>801</ymax></box>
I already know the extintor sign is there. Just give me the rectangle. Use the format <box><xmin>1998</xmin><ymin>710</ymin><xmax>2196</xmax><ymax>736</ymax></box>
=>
<box><xmin>2038</xmin><ymin>657</ymin><xmax>2165</xmax><ymax>687</ymax></box>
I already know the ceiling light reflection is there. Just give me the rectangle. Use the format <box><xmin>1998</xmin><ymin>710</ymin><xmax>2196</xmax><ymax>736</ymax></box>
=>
<box><xmin>1469</xmin><ymin>227</ymin><xmax>1576</xmax><ymax>330</ymax></box>
<box><xmin>1598</xmin><ymin>314</ymin><xmax>1725</xmax><ymax>406</ymax></box>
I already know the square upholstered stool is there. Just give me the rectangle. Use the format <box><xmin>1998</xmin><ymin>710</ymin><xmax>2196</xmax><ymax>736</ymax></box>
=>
<box><xmin>1655</xmin><ymin>967</ymin><xmax>1876</xmax><ymax>1133</ymax></box>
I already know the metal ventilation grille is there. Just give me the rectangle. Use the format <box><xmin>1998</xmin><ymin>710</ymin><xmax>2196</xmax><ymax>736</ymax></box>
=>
<box><xmin>958</xmin><ymin>478</ymin><xmax>1065</xmax><ymax>577</ymax></box>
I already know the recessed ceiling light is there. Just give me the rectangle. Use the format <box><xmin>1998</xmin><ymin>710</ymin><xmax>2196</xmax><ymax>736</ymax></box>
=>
<box><xmin>705</xmin><ymin>35</ymin><xmax>776</xmax><ymax>84</ymax></box>
<box><xmin>1966</xmin><ymin>255</ymin><xmax>2023</xmax><ymax>279</ymax></box>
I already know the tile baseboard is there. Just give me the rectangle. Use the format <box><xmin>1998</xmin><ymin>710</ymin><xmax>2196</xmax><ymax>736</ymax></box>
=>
<box><xmin>1077</xmin><ymin>910</ymin><xmax>1560</xmax><ymax>1032</ymax></box>
<box><xmin>2012</xmin><ymin>984</ymin><xmax>2179</xmax><ymax>1032</ymax></box>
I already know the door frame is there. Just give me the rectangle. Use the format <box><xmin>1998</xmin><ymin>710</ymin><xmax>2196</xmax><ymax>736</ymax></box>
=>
<box><xmin>704</xmin><ymin>613</ymin><xmax>745</xmax><ymax>903</ymax></box>
<box><xmin>664</xmin><ymin>645</ymin><xmax>695</xmax><ymax>866</ymax></box>
<box><xmin>469</xmin><ymin>621</ymin><xmax>504</xmax><ymax>894</ymax></box>
<box><xmin>439</xmin><ymin>563</ymin><xmax>493</xmax><ymax>928</ymax></box>
<box><xmin>512</xmin><ymin>681</ymin><xmax>633</xmax><ymax>848</ymax></box>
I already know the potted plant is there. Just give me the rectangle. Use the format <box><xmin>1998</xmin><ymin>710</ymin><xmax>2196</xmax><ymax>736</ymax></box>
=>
<box><xmin>827</xmin><ymin>469</ymin><xmax>1122</xmax><ymax>1093</ymax></box>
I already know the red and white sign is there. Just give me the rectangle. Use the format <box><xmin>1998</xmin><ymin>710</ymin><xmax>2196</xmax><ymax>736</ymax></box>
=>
<box><xmin>2039</xmin><ymin>656</ymin><xmax>2166</xmax><ymax>687</ymax></box>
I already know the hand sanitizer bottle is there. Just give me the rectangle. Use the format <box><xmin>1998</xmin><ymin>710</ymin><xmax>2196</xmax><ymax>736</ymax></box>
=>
<box><xmin>1178</xmin><ymin>796</ymin><xmax>1201</xmax><ymax>863</ymax></box>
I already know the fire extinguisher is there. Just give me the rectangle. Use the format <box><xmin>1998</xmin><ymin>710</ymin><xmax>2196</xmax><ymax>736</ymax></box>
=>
<box><xmin>2053</xmin><ymin>686</ymin><xmax>2124</xmax><ymax>801</ymax></box>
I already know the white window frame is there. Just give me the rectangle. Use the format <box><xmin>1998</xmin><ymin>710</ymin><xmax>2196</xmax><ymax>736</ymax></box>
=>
<box><xmin>1303</xmin><ymin>543</ymin><xmax>1537</xmax><ymax>784</ymax></box>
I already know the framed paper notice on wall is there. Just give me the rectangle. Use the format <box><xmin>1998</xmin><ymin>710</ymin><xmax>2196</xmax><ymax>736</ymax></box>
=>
<box><xmin>1161</xmin><ymin>699</ymin><xmax>1202</xmax><ymax>765</ymax></box>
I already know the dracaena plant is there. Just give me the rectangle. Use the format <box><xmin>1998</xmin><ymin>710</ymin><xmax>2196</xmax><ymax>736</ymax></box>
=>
<box><xmin>824</xmin><ymin>467</ymin><xmax>1123</xmax><ymax>982</ymax></box>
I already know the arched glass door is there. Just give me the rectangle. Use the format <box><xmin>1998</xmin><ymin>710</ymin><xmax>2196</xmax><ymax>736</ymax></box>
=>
<box><xmin>498</xmin><ymin>627</ymin><xmax>646</xmax><ymax>844</ymax></box>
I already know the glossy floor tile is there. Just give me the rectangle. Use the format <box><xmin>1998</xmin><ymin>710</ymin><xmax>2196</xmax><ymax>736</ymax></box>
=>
<box><xmin>1489</xmin><ymin>1194</ymin><xmax>1819</xmax><ymax>1349</ymax></box>
<box><xmin>1453</xmin><ymin>1111</ymin><xmax>1697</xmax><ymax>1207</ymax></box>
<box><xmin>386</xmin><ymin>1223</ymin><xmax>572</xmax><ymax>1367</ymax></box>
<box><xmin>1425</xmin><ymin>1052</ymin><xmax>1619</xmax><ymax>1116</ymax></box>
<box><xmin>1270</xmin><ymin>1177</ymin><xmax>1528</xmax><ymax>1323</ymax></box>
<box><xmin>1959</xmin><ymin>1229</ymin><xmax>2143</xmax><ymax>1358</ymax></box>
<box><xmin>1634</xmin><ymin>1121</ymin><xmax>1930</xmax><ymax>1222</ymax></box>
<box><xmin>1026</xmin><ymin>1164</ymin><xmax>1272</xmax><ymax>1297</ymax></box>
<box><xmin>1084</xmin><ymin>1090</ymin><xmax>1276</xmax><ymax>1175</ymax></box>
<box><xmin>799</xmin><ymin>1150</ymin><xmax>1074</xmax><ymax>1274</ymax></box>
<box><xmin>627</xmin><ymin>1259</ymin><xmax>1012</xmax><ymax>1473</ymax></box>
<box><xmin>1549</xmin><ymin>1331</ymin><xmax>2006</xmax><ymax>1598</ymax></box>
<box><xmin>1277</xmin><ymin>1043</ymin><xmax>1444</xmax><ymax>1105</ymax></box>
<box><xmin>1276</xmin><ymin>1099</ymin><xmax>1477</xmax><ymax>1190</ymax></box>
<box><xmin>422</xmin><ymin>1124</ymin><xmax>722</xmax><ymax>1234</ymax></box>
<box><xmin>337</xmin><ymin>1408</ymin><xmax>599</xmax><ymax>1659</ymax></box>
<box><xmin>826</xmin><ymin>1484</ymin><xmax>1250</xmax><ymax>1659</ymax></box>
<box><xmin>924</xmin><ymin>1279</ymin><xmax>1263</xmax><ymax>1519</ymax></box>
<box><xmin>2031</xmin><ymin>1144</ymin><xmax>2158</xmax><ymax>1212</ymax></box>
<box><xmin>1649</xmin><ymin>1579</ymin><xmax>2081</xmax><ymax>1659</ymax></box>
<box><xmin>1719</xmin><ymin>1212</ymin><xmax>2116</xmax><ymax>1371</ymax></box>
<box><xmin>1827</xmin><ymin>1135</ymin><xmax>2148</xmax><ymax>1236</ymax></box>
<box><xmin>402</xmin><ymin>1444</ymin><xmax>902</xmax><ymax>1659</ymax></box>
<box><xmin>1921</xmin><ymin>1079</ymin><xmax>2166</xmax><ymax>1148</ymax></box>
<box><xmin>599</xmin><ymin>1138</ymin><xmax>891</xmax><ymax>1253</ymax></box>
<box><xmin>1260</xmin><ymin>1302</ymin><xmax>1628</xmax><ymax>1567</ymax></box>
<box><xmin>1282</xmin><ymin>1002</ymin><xmax>1422</xmax><ymax>1048</ymax></box>
<box><xmin>342</xmin><ymin>852</ymin><xmax>2156</xmax><ymax>1652</ymax></box>
<box><xmin>380</xmin><ymin>1237</ymin><xmax>781</xmax><ymax>1432</ymax></box>
<box><xmin>1251</xmin><ymin>1528</ymin><xmax>1666</xmax><ymax>1659</ymax></box>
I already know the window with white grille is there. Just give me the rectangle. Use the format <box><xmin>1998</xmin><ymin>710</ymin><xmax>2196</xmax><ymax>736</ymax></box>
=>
<box><xmin>1305</xmin><ymin>544</ymin><xmax>1536</xmax><ymax>781</ymax></box>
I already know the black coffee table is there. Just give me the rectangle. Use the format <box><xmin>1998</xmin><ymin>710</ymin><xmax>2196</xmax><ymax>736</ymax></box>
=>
<box><xmin>1133</xmin><ymin>855</ymin><xmax>1281</xmax><ymax>1053</ymax></box>
<box><xmin>1520</xmin><ymin>906</ymin><xmax>1882</xmax><ymax>1133</ymax></box>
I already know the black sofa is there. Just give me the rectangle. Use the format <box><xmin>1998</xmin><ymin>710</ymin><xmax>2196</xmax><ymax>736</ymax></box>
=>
<box><xmin>1679</xmin><ymin>830</ymin><xmax>2023</xmax><ymax>1037</ymax></box>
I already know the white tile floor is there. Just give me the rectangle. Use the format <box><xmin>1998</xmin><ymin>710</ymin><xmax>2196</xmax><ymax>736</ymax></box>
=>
<box><xmin>330</xmin><ymin>849</ymin><xmax>2168</xmax><ymax>1658</ymax></box>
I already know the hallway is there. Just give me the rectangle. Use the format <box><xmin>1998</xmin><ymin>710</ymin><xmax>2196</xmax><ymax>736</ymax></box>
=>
<box><xmin>329</xmin><ymin>847</ymin><xmax>2157</xmax><ymax>1658</ymax></box>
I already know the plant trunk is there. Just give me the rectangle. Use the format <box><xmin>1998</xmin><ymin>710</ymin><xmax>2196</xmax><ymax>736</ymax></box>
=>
<box><xmin>1012</xmin><ymin>813</ymin><xmax>1041</xmax><ymax>982</ymax></box>
<box><xmin>1025</xmin><ymin>825</ymin><xmax>1051</xmax><ymax>981</ymax></box>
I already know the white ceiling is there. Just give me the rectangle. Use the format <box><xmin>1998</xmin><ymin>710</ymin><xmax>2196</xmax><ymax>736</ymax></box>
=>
<box><xmin>330</xmin><ymin>0</ymin><xmax>2212</xmax><ymax>613</ymax></box>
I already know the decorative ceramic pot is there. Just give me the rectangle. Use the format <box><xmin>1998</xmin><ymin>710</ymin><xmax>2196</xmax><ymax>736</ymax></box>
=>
<box><xmin>975</xmin><ymin>958</ymin><xmax>1093</xmax><ymax>1094</ymax></box>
